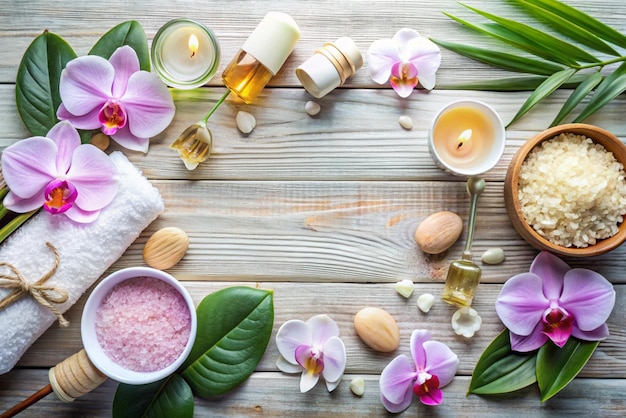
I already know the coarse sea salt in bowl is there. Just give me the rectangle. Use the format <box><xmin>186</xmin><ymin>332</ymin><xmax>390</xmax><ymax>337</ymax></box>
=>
<box><xmin>81</xmin><ymin>267</ymin><xmax>197</xmax><ymax>385</ymax></box>
<box><xmin>505</xmin><ymin>123</ymin><xmax>626</xmax><ymax>257</ymax></box>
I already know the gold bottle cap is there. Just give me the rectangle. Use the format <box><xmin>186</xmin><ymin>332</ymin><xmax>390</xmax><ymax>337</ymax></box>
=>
<box><xmin>242</xmin><ymin>12</ymin><xmax>301</xmax><ymax>75</ymax></box>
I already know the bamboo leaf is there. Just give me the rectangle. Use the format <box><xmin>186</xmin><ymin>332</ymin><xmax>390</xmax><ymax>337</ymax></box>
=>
<box><xmin>113</xmin><ymin>375</ymin><xmax>194</xmax><ymax>418</ymax></box>
<box><xmin>89</xmin><ymin>20</ymin><xmax>150</xmax><ymax>71</ymax></box>
<box><xmin>508</xmin><ymin>68</ymin><xmax>577</xmax><ymax>126</ymax></box>
<box><xmin>575</xmin><ymin>61</ymin><xmax>626</xmax><ymax>122</ymax></box>
<box><xmin>537</xmin><ymin>338</ymin><xmax>599</xmax><ymax>402</ymax></box>
<box><xmin>521</xmin><ymin>0</ymin><xmax>626</xmax><ymax>48</ymax></box>
<box><xmin>550</xmin><ymin>71</ymin><xmax>603</xmax><ymax>126</ymax></box>
<box><xmin>15</xmin><ymin>31</ymin><xmax>76</xmax><ymax>136</ymax></box>
<box><xmin>181</xmin><ymin>287</ymin><xmax>274</xmax><ymax>398</ymax></box>
<box><xmin>444</xmin><ymin>12</ymin><xmax>577</xmax><ymax>67</ymax></box>
<box><xmin>460</xmin><ymin>2</ymin><xmax>597</xmax><ymax>63</ymax></box>
<box><xmin>431</xmin><ymin>38</ymin><xmax>564</xmax><ymax>76</ymax></box>
<box><xmin>511</xmin><ymin>0</ymin><xmax>619</xmax><ymax>56</ymax></box>
<box><xmin>468</xmin><ymin>329</ymin><xmax>537</xmax><ymax>395</ymax></box>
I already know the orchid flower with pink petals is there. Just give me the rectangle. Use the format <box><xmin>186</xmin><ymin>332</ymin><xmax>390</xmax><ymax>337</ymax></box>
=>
<box><xmin>496</xmin><ymin>251</ymin><xmax>615</xmax><ymax>352</ymax></box>
<box><xmin>275</xmin><ymin>314</ymin><xmax>346</xmax><ymax>393</ymax></box>
<box><xmin>57</xmin><ymin>46</ymin><xmax>175</xmax><ymax>153</ymax></box>
<box><xmin>367</xmin><ymin>29</ymin><xmax>442</xmax><ymax>98</ymax></box>
<box><xmin>380</xmin><ymin>330</ymin><xmax>458</xmax><ymax>413</ymax></box>
<box><xmin>1</xmin><ymin>121</ymin><xmax>118</xmax><ymax>223</ymax></box>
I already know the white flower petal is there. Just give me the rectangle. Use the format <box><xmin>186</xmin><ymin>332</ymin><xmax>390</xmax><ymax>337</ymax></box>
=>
<box><xmin>451</xmin><ymin>307</ymin><xmax>482</xmax><ymax>338</ymax></box>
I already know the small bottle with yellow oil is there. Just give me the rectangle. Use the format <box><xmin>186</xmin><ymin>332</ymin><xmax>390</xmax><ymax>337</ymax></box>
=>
<box><xmin>222</xmin><ymin>12</ymin><xmax>301</xmax><ymax>104</ymax></box>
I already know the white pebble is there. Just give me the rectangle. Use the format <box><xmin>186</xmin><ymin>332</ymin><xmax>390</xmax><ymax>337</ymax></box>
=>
<box><xmin>305</xmin><ymin>100</ymin><xmax>321</xmax><ymax>116</ymax></box>
<box><xmin>394</xmin><ymin>279</ymin><xmax>414</xmax><ymax>299</ymax></box>
<box><xmin>417</xmin><ymin>293</ymin><xmax>435</xmax><ymax>313</ymax></box>
<box><xmin>398</xmin><ymin>115</ymin><xmax>413</xmax><ymax>130</ymax></box>
<box><xmin>481</xmin><ymin>248</ymin><xmax>506</xmax><ymax>265</ymax></box>
<box><xmin>236</xmin><ymin>111</ymin><xmax>256</xmax><ymax>134</ymax></box>
<box><xmin>350</xmin><ymin>377</ymin><xmax>365</xmax><ymax>396</ymax></box>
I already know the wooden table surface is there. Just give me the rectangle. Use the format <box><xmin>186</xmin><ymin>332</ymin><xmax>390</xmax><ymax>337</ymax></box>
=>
<box><xmin>1</xmin><ymin>0</ymin><xmax>626</xmax><ymax>416</ymax></box>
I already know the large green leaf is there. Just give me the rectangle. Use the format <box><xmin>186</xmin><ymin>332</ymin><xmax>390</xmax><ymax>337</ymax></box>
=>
<box><xmin>574</xmin><ymin>61</ymin><xmax>626</xmax><ymax>123</ymax></box>
<box><xmin>550</xmin><ymin>71</ymin><xmax>603</xmax><ymax>126</ymax></box>
<box><xmin>511</xmin><ymin>0</ymin><xmax>619</xmax><ymax>56</ymax></box>
<box><xmin>508</xmin><ymin>68</ymin><xmax>577</xmax><ymax>126</ymax></box>
<box><xmin>431</xmin><ymin>38</ymin><xmax>564</xmax><ymax>76</ymax></box>
<box><xmin>181</xmin><ymin>287</ymin><xmax>274</xmax><ymax>398</ymax></box>
<box><xmin>468</xmin><ymin>329</ymin><xmax>537</xmax><ymax>395</ymax></box>
<box><xmin>112</xmin><ymin>375</ymin><xmax>194</xmax><ymax>418</ymax></box>
<box><xmin>537</xmin><ymin>338</ymin><xmax>599</xmax><ymax>402</ymax></box>
<box><xmin>520</xmin><ymin>0</ymin><xmax>626</xmax><ymax>49</ymax></box>
<box><xmin>15</xmin><ymin>31</ymin><xmax>76</xmax><ymax>136</ymax></box>
<box><xmin>443</xmin><ymin>13</ymin><xmax>577</xmax><ymax>67</ymax></box>
<box><xmin>89</xmin><ymin>20</ymin><xmax>150</xmax><ymax>71</ymax></box>
<box><xmin>460</xmin><ymin>3</ymin><xmax>598</xmax><ymax>63</ymax></box>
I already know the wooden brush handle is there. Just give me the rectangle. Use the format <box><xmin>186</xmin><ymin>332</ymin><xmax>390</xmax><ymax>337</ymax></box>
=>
<box><xmin>48</xmin><ymin>349</ymin><xmax>108</xmax><ymax>402</ymax></box>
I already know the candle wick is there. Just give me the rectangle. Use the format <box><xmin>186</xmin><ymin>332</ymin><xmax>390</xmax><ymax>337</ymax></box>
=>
<box><xmin>190</xmin><ymin>51</ymin><xmax>196</xmax><ymax>59</ymax></box>
<box><xmin>457</xmin><ymin>142</ymin><xmax>464</xmax><ymax>149</ymax></box>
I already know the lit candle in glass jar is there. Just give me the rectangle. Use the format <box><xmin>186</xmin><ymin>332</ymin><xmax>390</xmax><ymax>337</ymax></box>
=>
<box><xmin>428</xmin><ymin>100</ymin><xmax>505</xmax><ymax>176</ymax></box>
<box><xmin>151</xmin><ymin>18</ymin><xmax>220</xmax><ymax>89</ymax></box>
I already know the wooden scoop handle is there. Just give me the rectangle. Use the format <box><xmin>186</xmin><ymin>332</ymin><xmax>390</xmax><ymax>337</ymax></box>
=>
<box><xmin>48</xmin><ymin>349</ymin><xmax>107</xmax><ymax>402</ymax></box>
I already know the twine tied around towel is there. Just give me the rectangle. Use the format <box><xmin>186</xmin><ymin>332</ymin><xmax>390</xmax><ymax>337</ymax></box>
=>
<box><xmin>0</xmin><ymin>242</ymin><xmax>69</xmax><ymax>327</ymax></box>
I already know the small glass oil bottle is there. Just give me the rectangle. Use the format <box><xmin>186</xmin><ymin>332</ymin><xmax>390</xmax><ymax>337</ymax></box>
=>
<box><xmin>222</xmin><ymin>12</ymin><xmax>301</xmax><ymax>104</ymax></box>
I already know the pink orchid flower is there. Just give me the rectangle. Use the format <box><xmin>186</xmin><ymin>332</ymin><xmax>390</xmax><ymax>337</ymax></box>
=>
<box><xmin>275</xmin><ymin>314</ymin><xmax>346</xmax><ymax>393</ymax></box>
<box><xmin>367</xmin><ymin>28</ymin><xmax>442</xmax><ymax>98</ymax></box>
<box><xmin>0</xmin><ymin>121</ymin><xmax>118</xmax><ymax>223</ymax></box>
<box><xmin>496</xmin><ymin>251</ymin><xmax>615</xmax><ymax>352</ymax></box>
<box><xmin>57</xmin><ymin>46</ymin><xmax>175</xmax><ymax>153</ymax></box>
<box><xmin>380</xmin><ymin>329</ymin><xmax>458</xmax><ymax>413</ymax></box>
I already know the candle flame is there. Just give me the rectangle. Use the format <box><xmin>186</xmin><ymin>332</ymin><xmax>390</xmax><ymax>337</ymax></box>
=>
<box><xmin>457</xmin><ymin>129</ymin><xmax>472</xmax><ymax>149</ymax></box>
<box><xmin>188</xmin><ymin>34</ymin><xmax>199</xmax><ymax>58</ymax></box>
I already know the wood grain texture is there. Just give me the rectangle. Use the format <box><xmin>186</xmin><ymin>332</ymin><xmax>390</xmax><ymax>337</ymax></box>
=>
<box><xmin>1</xmin><ymin>0</ymin><xmax>626</xmax><ymax>416</ymax></box>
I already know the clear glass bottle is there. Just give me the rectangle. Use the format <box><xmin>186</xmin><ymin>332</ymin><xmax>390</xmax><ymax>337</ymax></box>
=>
<box><xmin>222</xmin><ymin>12</ymin><xmax>300</xmax><ymax>104</ymax></box>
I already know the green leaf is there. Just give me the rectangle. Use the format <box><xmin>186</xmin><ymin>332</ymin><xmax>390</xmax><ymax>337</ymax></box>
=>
<box><xmin>574</xmin><ymin>61</ymin><xmax>626</xmax><ymax>123</ymax></box>
<box><xmin>468</xmin><ymin>329</ymin><xmax>537</xmax><ymax>395</ymax></box>
<box><xmin>520</xmin><ymin>0</ymin><xmax>626</xmax><ymax>49</ymax></box>
<box><xmin>537</xmin><ymin>338</ymin><xmax>599</xmax><ymax>402</ymax></box>
<box><xmin>443</xmin><ymin>12</ymin><xmax>577</xmax><ymax>67</ymax></box>
<box><xmin>112</xmin><ymin>375</ymin><xmax>194</xmax><ymax>418</ymax></box>
<box><xmin>181</xmin><ymin>287</ymin><xmax>274</xmax><ymax>398</ymax></box>
<box><xmin>89</xmin><ymin>20</ymin><xmax>150</xmax><ymax>71</ymax></box>
<box><xmin>508</xmin><ymin>68</ymin><xmax>577</xmax><ymax>126</ymax></box>
<box><xmin>460</xmin><ymin>2</ymin><xmax>598</xmax><ymax>63</ymax></box>
<box><xmin>15</xmin><ymin>31</ymin><xmax>76</xmax><ymax>136</ymax></box>
<box><xmin>550</xmin><ymin>71</ymin><xmax>603</xmax><ymax>126</ymax></box>
<box><xmin>431</xmin><ymin>38</ymin><xmax>564</xmax><ymax>76</ymax></box>
<box><xmin>511</xmin><ymin>0</ymin><xmax>619</xmax><ymax>56</ymax></box>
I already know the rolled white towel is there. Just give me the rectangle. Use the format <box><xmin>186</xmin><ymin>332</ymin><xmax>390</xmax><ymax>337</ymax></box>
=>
<box><xmin>0</xmin><ymin>151</ymin><xmax>164</xmax><ymax>374</ymax></box>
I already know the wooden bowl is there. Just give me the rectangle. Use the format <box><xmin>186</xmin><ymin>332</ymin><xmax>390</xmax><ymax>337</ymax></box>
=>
<box><xmin>504</xmin><ymin>123</ymin><xmax>626</xmax><ymax>257</ymax></box>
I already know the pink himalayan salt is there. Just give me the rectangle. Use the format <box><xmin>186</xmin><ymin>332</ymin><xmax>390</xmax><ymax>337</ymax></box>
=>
<box><xmin>95</xmin><ymin>276</ymin><xmax>191</xmax><ymax>373</ymax></box>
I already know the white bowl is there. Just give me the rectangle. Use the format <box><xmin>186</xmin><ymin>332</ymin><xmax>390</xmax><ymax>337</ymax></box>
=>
<box><xmin>81</xmin><ymin>267</ymin><xmax>197</xmax><ymax>385</ymax></box>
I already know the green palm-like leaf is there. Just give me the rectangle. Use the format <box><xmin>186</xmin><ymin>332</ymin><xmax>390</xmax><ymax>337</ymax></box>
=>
<box><xmin>112</xmin><ymin>375</ymin><xmax>194</xmax><ymax>418</ymax></box>
<box><xmin>550</xmin><ymin>71</ymin><xmax>603</xmax><ymax>126</ymax></box>
<box><xmin>444</xmin><ymin>13</ymin><xmax>577</xmax><ymax>67</ymax></box>
<box><xmin>511</xmin><ymin>0</ymin><xmax>619</xmax><ymax>56</ymax></box>
<box><xmin>15</xmin><ymin>31</ymin><xmax>76</xmax><ymax>136</ymax></box>
<box><xmin>537</xmin><ymin>338</ymin><xmax>599</xmax><ymax>402</ymax></box>
<box><xmin>508</xmin><ymin>68</ymin><xmax>577</xmax><ymax>126</ymax></box>
<box><xmin>460</xmin><ymin>3</ymin><xmax>597</xmax><ymax>64</ymax></box>
<box><xmin>468</xmin><ymin>329</ymin><xmax>537</xmax><ymax>395</ymax></box>
<box><xmin>181</xmin><ymin>287</ymin><xmax>274</xmax><ymax>398</ymax></box>
<box><xmin>520</xmin><ymin>0</ymin><xmax>626</xmax><ymax>48</ymax></box>
<box><xmin>574</xmin><ymin>61</ymin><xmax>626</xmax><ymax>122</ymax></box>
<box><xmin>431</xmin><ymin>38</ymin><xmax>564</xmax><ymax>75</ymax></box>
<box><xmin>89</xmin><ymin>20</ymin><xmax>150</xmax><ymax>71</ymax></box>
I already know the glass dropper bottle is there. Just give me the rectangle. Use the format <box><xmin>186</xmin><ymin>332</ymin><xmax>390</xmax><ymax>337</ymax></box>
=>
<box><xmin>442</xmin><ymin>177</ymin><xmax>486</xmax><ymax>307</ymax></box>
<box><xmin>171</xmin><ymin>12</ymin><xmax>301</xmax><ymax>169</ymax></box>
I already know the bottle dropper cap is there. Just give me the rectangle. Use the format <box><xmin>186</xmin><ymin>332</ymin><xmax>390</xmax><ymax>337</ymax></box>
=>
<box><xmin>242</xmin><ymin>12</ymin><xmax>301</xmax><ymax>75</ymax></box>
<box><xmin>296</xmin><ymin>37</ymin><xmax>363</xmax><ymax>98</ymax></box>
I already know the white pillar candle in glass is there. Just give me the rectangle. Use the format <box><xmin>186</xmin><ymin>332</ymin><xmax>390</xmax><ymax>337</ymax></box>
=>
<box><xmin>151</xmin><ymin>18</ymin><xmax>220</xmax><ymax>89</ymax></box>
